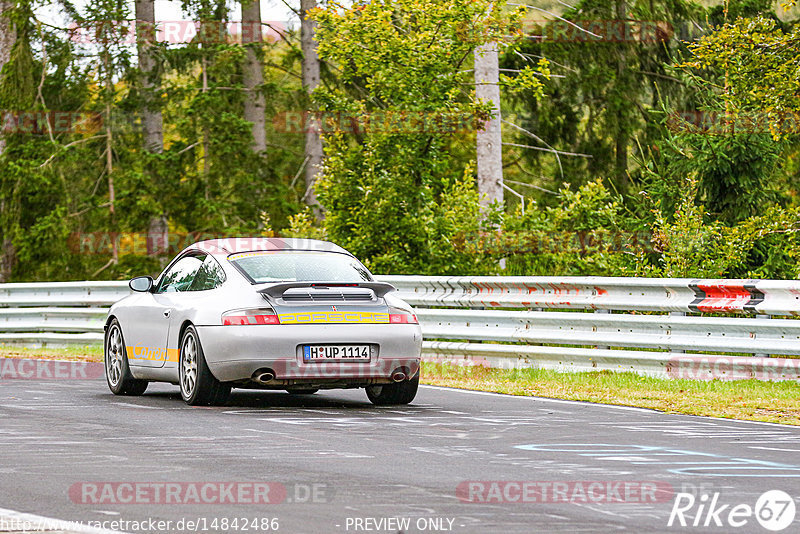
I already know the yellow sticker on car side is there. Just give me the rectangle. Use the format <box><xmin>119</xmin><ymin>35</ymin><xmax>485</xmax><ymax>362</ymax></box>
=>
<box><xmin>126</xmin><ymin>346</ymin><xmax>180</xmax><ymax>362</ymax></box>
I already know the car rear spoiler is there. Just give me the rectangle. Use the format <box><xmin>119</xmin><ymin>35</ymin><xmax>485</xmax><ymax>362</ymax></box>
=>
<box><xmin>256</xmin><ymin>281</ymin><xmax>397</xmax><ymax>299</ymax></box>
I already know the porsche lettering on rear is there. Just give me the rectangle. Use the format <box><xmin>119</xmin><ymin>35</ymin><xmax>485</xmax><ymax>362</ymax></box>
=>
<box><xmin>279</xmin><ymin>312</ymin><xmax>390</xmax><ymax>324</ymax></box>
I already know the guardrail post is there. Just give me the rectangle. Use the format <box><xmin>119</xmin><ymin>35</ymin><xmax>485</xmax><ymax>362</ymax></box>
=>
<box><xmin>754</xmin><ymin>314</ymin><xmax>771</xmax><ymax>358</ymax></box>
<box><xmin>531</xmin><ymin>308</ymin><xmax>543</xmax><ymax>346</ymax></box>
<box><xmin>594</xmin><ymin>309</ymin><xmax>609</xmax><ymax>350</ymax></box>
<box><xmin>669</xmin><ymin>311</ymin><xmax>685</xmax><ymax>354</ymax></box>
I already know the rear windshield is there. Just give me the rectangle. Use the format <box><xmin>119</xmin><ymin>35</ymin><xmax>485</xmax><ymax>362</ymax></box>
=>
<box><xmin>229</xmin><ymin>251</ymin><xmax>373</xmax><ymax>284</ymax></box>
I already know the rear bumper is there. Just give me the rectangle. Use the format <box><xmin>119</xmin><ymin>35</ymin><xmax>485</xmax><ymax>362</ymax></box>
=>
<box><xmin>196</xmin><ymin>323</ymin><xmax>422</xmax><ymax>383</ymax></box>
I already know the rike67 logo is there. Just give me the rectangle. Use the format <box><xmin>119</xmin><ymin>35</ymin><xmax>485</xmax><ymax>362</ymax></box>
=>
<box><xmin>668</xmin><ymin>490</ymin><xmax>796</xmax><ymax>531</ymax></box>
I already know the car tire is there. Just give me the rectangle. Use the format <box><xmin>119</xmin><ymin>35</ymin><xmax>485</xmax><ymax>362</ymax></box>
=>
<box><xmin>285</xmin><ymin>388</ymin><xmax>319</xmax><ymax>395</ymax></box>
<box><xmin>366</xmin><ymin>373</ymin><xmax>419</xmax><ymax>405</ymax></box>
<box><xmin>105</xmin><ymin>318</ymin><xmax>148</xmax><ymax>396</ymax></box>
<box><xmin>179</xmin><ymin>325</ymin><xmax>231</xmax><ymax>406</ymax></box>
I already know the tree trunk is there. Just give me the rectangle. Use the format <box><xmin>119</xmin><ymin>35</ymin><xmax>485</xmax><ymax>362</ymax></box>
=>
<box><xmin>474</xmin><ymin>42</ymin><xmax>503</xmax><ymax>209</ymax></box>
<box><xmin>146</xmin><ymin>215</ymin><xmax>169</xmax><ymax>256</ymax></box>
<box><xmin>300</xmin><ymin>0</ymin><xmax>323</xmax><ymax>219</ymax></box>
<box><xmin>135</xmin><ymin>0</ymin><xmax>168</xmax><ymax>256</ymax></box>
<box><xmin>0</xmin><ymin>1</ymin><xmax>13</xmax><ymax>96</ymax></box>
<box><xmin>135</xmin><ymin>0</ymin><xmax>162</xmax><ymax>153</ymax></box>
<box><xmin>0</xmin><ymin>1</ymin><xmax>17</xmax><ymax>282</ymax></box>
<box><xmin>614</xmin><ymin>0</ymin><xmax>629</xmax><ymax>186</ymax></box>
<box><xmin>242</xmin><ymin>0</ymin><xmax>266</xmax><ymax>153</ymax></box>
<box><xmin>202</xmin><ymin>54</ymin><xmax>210</xmax><ymax>187</ymax></box>
<box><xmin>0</xmin><ymin>1</ymin><xmax>13</xmax><ymax>106</ymax></box>
<box><xmin>103</xmin><ymin>49</ymin><xmax>118</xmax><ymax>265</ymax></box>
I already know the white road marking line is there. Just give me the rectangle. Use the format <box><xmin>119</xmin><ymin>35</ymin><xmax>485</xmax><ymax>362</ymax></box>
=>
<box><xmin>110</xmin><ymin>402</ymin><xmax>162</xmax><ymax>410</ymax></box>
<box><xmin>420</xmin><ymin>385</ymin><xmax>652</xmax><ymax>412</ymax></box>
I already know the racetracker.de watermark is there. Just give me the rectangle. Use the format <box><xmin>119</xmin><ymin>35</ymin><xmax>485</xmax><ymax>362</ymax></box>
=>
<box><xmin>272</xmin><ymin>110</ymin><xmax>481</xmax><ymax>136</ymax></box>
<box><xmin>69</xmin><ymin>482</ymin><xmax>330</xmax><ymax>505</ymax></box>
<box><xmin>2</xmin><ymin>109</ymin><xmax>479</xmax><ymax>137</ymax></box>
<box><xmin>68</xmin><ymin>20</ymin><xmax>288</xmax><ymax>45</ymax></box>
<box><xmin>667</xmin><ymin>110</ymin><xmax>800</xmax><ymax>136</ymax></box>
<box><xmin>0</xmin><ymin>517</ymin><xmax>280</xmax><ymax>533</ymax></box>
<box><xmin>518</xmin><ymin>19</ymin><xmax>723</xmax><ymax>43</ymax></box>
<box><xmin>70</xmin><ymin>233</ymin><xmax>355</xmax><ymax>256</ymax></box>
<box><xmin>522</xmin><ymin>19</ymin><xmax>673</xmax><ymax>43</ymax></box>
<box><xmin>0</xmin><ymin>358</ymin><xmax>104</xmax><ymax>380</ymax></box>
<box><xmin>455</xmin><ymin>230</ymin><xmax>656</xmax><ymax>255</ymax></box>
<box><xmin>667</xmin><ymin>355</ymin><xmax>800</xmax><ymax>381</ymax></box>
<box><xmin>0</xmin><ymin>110</ymin><xmax>101</xmax><ymax>135</ymax></box>
<box><xmin>70</xmin><ymin>231</ymin><xmax>226</xmax><ymax>256</ymax></box>
<box><xmin>456</xmin><ymin>480</ymin><xmax>674</xmax><ymax>504</ymax></box>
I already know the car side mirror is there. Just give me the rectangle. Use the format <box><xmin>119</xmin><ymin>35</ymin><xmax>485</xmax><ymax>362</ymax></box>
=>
<box><xmin>129</xmin><ymin>276</ymin><xmax>154</xmax><ymax>292</ymax></box>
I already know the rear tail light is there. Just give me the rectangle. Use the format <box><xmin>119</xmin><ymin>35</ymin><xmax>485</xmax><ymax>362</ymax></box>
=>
<box><xmin>388</xmin><ymin>308</ymin><xmax>418</xmax><ymax>324</ymax></box>
<box><xmin>222</xmin><ymin>308</ymin><xmax>280</xmax><ymax>325</ymax></box>
<box><xmin>389</xmin><ymin>314</ymin><xmax>417</xmax><ymax>324</ymax></box>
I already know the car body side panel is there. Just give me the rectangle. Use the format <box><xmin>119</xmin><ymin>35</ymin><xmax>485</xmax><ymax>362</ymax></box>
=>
<box><xmin>134</xmin><ymin>284</ymin><xmax>265</xmax><ymax>382</ymax></box>
<box><xmin>108</xmin><ymin>293</ymin><xmax>171</xmax><ymax>369</ymax></box>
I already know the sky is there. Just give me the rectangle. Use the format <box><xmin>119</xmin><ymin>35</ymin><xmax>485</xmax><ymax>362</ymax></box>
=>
<box><xmin>36</xmin><ymin>0</ymin><xmax>303</xmax><ymax>42</ymax></box>
<box><xmin>151</xmin><ymin>0</ymin><xmax>298</xmax><ymax>23</ymax></box>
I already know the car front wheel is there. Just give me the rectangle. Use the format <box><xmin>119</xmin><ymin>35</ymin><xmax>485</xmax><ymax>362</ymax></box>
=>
<box><xmin>366</xmin><ymin>373</ymin><xmax>419</xmax><ymax>405</ymax></box>
<box><xmin>179</xmin><ymin>325</ymin><xmax>231</xmax><ymax>406</ymax></box>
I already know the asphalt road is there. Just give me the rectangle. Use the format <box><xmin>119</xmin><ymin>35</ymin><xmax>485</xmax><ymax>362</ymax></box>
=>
<box><xmin>1</xmin><ymin>375</ymin><xmax>800</xmax><ymax>534</ymax></box>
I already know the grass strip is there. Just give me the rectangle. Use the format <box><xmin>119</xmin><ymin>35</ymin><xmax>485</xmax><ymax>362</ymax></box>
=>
<box><xmin>0</xmin><ymin>344</ymin><xmax>103</xmax><ymax>362</ymax></box>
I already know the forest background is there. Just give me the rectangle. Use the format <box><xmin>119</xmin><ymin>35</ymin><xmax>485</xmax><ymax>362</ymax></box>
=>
<box><xmin>1</xmin><ymin>0</ymin><xmax>798</xmax><ymax>282</ymax></box>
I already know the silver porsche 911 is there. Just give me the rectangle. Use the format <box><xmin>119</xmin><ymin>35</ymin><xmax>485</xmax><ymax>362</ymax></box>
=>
<box><xmin>104</xmin><ymin>238</ymin><xmax>422</xmax><ymax>406</ymax></box>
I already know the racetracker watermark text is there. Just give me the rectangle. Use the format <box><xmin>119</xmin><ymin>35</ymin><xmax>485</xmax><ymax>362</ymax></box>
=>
<box><xmin>667</xmin><ymin>356</ymin><xmax>800</xmax><ymax>381</ymax></box>
<box><xmin>0</xmin><ymin>110</ymin><xmax>101</xmax><ymax>134</ymax></box>
<box><xmin>0</xmin><ymin>517</ymin><xmax>280</xmax><ymax>532</ymax></box>
<box><xmin>69</xmin><ymin>482</ymin><xmax>332</xmax><ymax>505</ymax></box>
<box><xmin>457</xmin><ymin>480</ymin><xmax>674</xmax><ymax>503</ymax></box>
<box><xmin>0</xmin><ymin>358</ymin><xmax>104</xmax><ymax>380</ymax></box>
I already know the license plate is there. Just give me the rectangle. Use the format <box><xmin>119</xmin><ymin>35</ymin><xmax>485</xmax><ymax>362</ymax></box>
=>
<box><xmin>303</xmin><ymin>344</ymin><xmax>371</xmax><ymax>361</ymax></box>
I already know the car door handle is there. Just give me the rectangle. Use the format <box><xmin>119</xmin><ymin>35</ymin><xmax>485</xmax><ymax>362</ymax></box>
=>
<box><xmin>163</xmin><ymin>309</ymin><xmax>171</xmax><ymax>318</ymax></box>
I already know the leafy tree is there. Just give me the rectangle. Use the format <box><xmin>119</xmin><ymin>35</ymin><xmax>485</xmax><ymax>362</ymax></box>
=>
<box><xmin>642</xmin><ymin>105</ymin><xmax>785</xmax><ymax>225</ymax></box>
<box><xmin>686</xmin><ymin>2</ymin><xmax>800</xmax><ymax>140</ymax></box>
<box><xmin>308</xmin><ymin>0</ymin><xmax>547</xmax><ymax>274</ymax></box>
<box><xmin>487</xmin><ymin>180</ymin><xmax>641</xmax><ymax>276</ymax></box>
<box><xmin>501</xmin><ymin>0</ymin><xmax>705</xmax><ymax>199</ymax></box>
<box><xmin>646</xmin><ymin>176</ymin><xmax>800</xmax><ymax>278</ymax></box>
<box><xmin>1</xmin><ymin>0</ymin><xmax>798</xmax><ymax>282</ymax></box>
<box><xmin>0</xmin><ymin>0</ymin><xmax>311</xmax><ymax>281</ymax></box>
<box><xmin>636</xmin><ymin>0</ymin><xmax>800</xmax><ymax>277</ymax></box>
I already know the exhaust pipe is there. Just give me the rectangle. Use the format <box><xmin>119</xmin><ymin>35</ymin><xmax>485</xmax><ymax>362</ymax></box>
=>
<box><xmin>391</xmin><ymin>371</ymin><xmax>406</xmax><ymax>383</ymax></box>
<box><xmin>252</xmin><ymin>369</ymin><xmax>276</xmax><ymax>384</ymax></box>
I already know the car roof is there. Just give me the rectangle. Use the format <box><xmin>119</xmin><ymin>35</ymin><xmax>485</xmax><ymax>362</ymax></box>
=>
<box><xmin>188</xmin><ymin>237</ymin><xmax>352</xmax><ymax>256</ymax></box>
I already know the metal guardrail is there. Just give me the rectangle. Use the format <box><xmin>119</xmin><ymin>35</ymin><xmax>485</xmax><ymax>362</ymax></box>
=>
<box><xmin>0</xmin><ymin>282</ymin><xmax>128</xmax><ymax>345</ymax></box>
<box><xmin>380</xmin><ymin>276</ymin><xmax>800</xmax><ymax>315</ymax></box>
<box><xmin>380</xmin><ymin>276</ymin><xmax>800</xmax><ymax>380</ymax></box>
<box><xmin>1</xmin><ymin>277</ymin><xmax>800</xmax><ymax>380</ymax></box>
